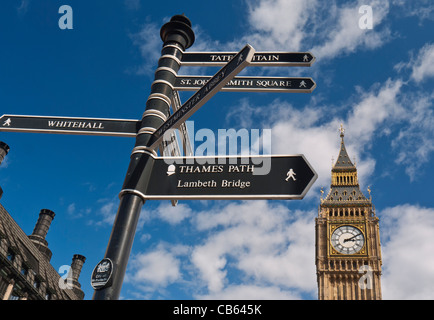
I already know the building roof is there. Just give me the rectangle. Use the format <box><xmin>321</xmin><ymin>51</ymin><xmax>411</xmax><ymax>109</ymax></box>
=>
<box><xmin>321</xmin><ymin>125</ymin><xmax>371</xmax><ymax>207</ymax></box>
<box><xmin>0</xmin><ymin>204</ymin><xmax>82</xmax><ymax>300</ymax></box>
<box><xmin>332</xmin><ymin>124</ymin><xmax>356</xmax><ymax>172</ymax></box>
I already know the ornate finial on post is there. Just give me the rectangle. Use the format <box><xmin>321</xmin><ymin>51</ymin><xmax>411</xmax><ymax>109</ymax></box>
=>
<box><xmin>320</xmin><ymin>187</ymin><xmax>324</xmax><ymax>203</ymax></box>
<box><xmin>367</xmin><ymin>186</ymin><xmax>372</xmax><ymax>200</ymax></box>
<box><xmin>160</xmin><ymin>14</ymin><xmax>195</xmax><ymax>49</ymax></box>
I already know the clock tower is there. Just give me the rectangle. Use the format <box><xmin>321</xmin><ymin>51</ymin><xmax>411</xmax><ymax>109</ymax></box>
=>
<box><xmin>315</xmin><ymin>125</ymin><xmax>382</xmax><ymax>300</ymax></box>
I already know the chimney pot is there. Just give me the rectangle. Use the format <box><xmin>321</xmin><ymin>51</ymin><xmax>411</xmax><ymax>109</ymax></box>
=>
<box><xmin>67</xmin><ymin>254</ymin><xmax>86</xmax><ymax>299</ymax></box>
<box><xmin>28</xmin><ymin>209</ymin><xmax>55</xmax><ymax>261</ymax></box>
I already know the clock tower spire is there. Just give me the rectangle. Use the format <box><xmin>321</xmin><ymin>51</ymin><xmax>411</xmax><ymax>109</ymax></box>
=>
<box><xmin>315</xmin><ymin>125</ymin><xmax>382</xmax><ymax>300</ymax></box>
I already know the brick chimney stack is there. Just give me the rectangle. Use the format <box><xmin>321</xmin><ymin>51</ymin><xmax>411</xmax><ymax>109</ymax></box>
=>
<box><xmin>67</xmin><ymin>254</ymin><xmax>86</xmax><ymax>299</ymax></box>
<box><xmin>28</xmin><ymin>209</ymin><xmax>55</xmax><ymax>261</ymax></box>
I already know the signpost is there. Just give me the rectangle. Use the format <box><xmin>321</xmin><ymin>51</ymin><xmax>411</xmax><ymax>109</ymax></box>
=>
<box><xmin>181</xmin><ymin>51</ymin><xmax>315</xmax><ymax>66</ymax></box>
<box><xmin>149</xmin><ymin>44</ymin><xmax>255</xmax><ymax>149</ymax></box>
<box><xmin>136</xmin><ymin>154</ymin><xmax>317</xmax><ymax>200</ymax></box>
<box><xmin>0</xmin><ymin>114</ymin><xmax>140</xmax><ymax>137</ymax></box>
<box><xmin>2</xmin><ymin>14</ymin><xmax>318</xmax><ymax>300</ymax></box>
<box><xmin>174</xmin><ymin>76</ymin><xmax>316</xmax><ymax>93</ymax></box>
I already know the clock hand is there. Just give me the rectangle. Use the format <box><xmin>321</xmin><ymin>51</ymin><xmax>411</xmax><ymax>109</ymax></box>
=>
<box><xmin>343</xmin><ymin>233</ymin><xmax>362</xmax><ymax>243</ymax></box>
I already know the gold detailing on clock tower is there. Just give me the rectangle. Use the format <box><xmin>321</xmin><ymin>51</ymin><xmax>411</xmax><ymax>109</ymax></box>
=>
<box><xmin>315</xmin><ymin>125</ymin><xmax>382</xmax><ymax>300</ymax></box>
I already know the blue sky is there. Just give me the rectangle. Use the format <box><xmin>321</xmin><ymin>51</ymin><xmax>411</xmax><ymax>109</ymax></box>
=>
<box><xmin>1</xmin><ymin>0</ymin><xmax>434</xmax><ymax>300</ymax></box>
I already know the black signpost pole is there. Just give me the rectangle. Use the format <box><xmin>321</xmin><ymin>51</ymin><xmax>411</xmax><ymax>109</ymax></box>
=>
<box><xmin>92</xmin><ymin>15</ymin><xmax>195</xmax><ymax>300</ymax></box>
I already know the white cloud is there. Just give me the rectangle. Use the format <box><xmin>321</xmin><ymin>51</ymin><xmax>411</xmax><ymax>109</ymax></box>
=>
<box><xmin>100</xmin><ymin>201</ymin><xmax>118</xmax><ymax>223</ymax></box>
<box><xmin>246</xmin><ymin>0</ymin><xmax>318</xmax><ymax>51</ymax></box>
<box><xmin>392</xmin><ymin>91</ymin><xmax>434</xmax><ymax>180</ymax></box>
<box><xmin>129</xmin><ymin>22</ymin><xmax>162</xmax><ymax>76</ymax></box>
<box><xmin>88</xmin><ymin>198</ymin><xmax>119</xmax><ymax>226</ymax></box>
<box><xmin>380</xmin><ymin>204</ymin><xmax>434</xmax><ymax>299</ymax></box>
<box><xmin>67</xmin><ymin>203</ymin><xmax>75</xmax><ymax>215</ymax></box>
<box><xmin>157</xmin><ymin>202</ymin><xmax>193</xmax><ymax>224</ymax></box>
<box><xmin>124</xmin><ymin>0</ymin><xmax>140</xmax><ymax>11</ymax></box>
<box><xmin>311</xmin><ymin>0</ymin><xmax>391</xmax><ymax>59</ymax></box>
<box><xmin>190</xmin><ymin>201</ymin><xmax>317</xmax><ymax>297</ymax></box>
<box><xmin>16</xmin><ymin>0</ymin><xmax>29</xmax><ymax>15</ymax></box>
<box><xmin>129</xmin><ymin>246</ymin><xmax>182</xmax><ymax>286</ymax></box>
<box><xmin>128</xmin><ymin>200</ymin><xmax>318</xmax><ymax>299</ymax></box>
<box><xmin>233</xmin><ymin>77</ymin><xmax>404</xmax><ymax>191</ymax></box>
<box><xmin>395</xmin><ymin>43</ymin><xmax>434</xmax><ymax>83</ymax></box>
<box><xmin>392</xmin><ymin>0</ymin><xmax>434</xmax><ymax>24</ymax></box>
<box><xmin>410</xmin><ymin>43</ymin><xmax>434</xmax><ymax>83</ymax></box>
<box><xmin>346</xmin><ymin>78</ymin><xmax>404</xmax><ymax>147</ymax></box>
<box><xmin>141</xmin><ymin>201</ymin><xmax>193</xmax><ymax>225</ymax></box>
<box><xmin>130</xmin><ymin>0</ymin><xmax>393</xmax><ymax>78</ymax></box>
<box><xmin>239</xmin><ymin>0</ymin><xmax>392</xmax><ymax>60</ymax></box>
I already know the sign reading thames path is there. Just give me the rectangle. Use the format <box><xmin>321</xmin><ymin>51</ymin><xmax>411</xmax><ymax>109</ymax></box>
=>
<box><xmin>0</xmin><ymin>14</ymin><xmax>318</xmax><ymax>300</ymax></box>
<box><xmin>138</xmin><ymin>154</ymin><xmax>317</xmax><ymax>200</ymax></box>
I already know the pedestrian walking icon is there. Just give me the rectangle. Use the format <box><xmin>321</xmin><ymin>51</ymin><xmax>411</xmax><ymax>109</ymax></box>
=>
<box><xmin>299</xmin><ymin>80</ymin><xmax>306</xmax><ymax>88</ymax></box>
<box><xmin>3</xmin><ymin>118</ymin><xmax>11</xmax><ymax>126</ymax></box>
<box><xmin>285</xmin><ymin>168</ymin><xmax>296</xmax><ymax>181</ymax></box>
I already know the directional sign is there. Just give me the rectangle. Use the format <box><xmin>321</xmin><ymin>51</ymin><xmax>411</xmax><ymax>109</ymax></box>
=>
<box><xmin>174</xmin><ymin>76</ymin><xmax>316</xmax><ymax>93</ymax></box>
<box><xmin>141</xmin><ymin>154</ymin><xmax>317</xmax><ymax>200</ymax></box>
<box><xmin>150</xmin><ymin>44</ymin><xmax>255</xmax><ymax>149</ymax></box>
<box><xmin>181</xmin><ymin>51</ymin><xmax>315</xmax><ymax>67</ymax></box>
<box><xmin>0</xmin><ymin>114</ymin><xmax>140</xmax><ymax>137</ymax></box>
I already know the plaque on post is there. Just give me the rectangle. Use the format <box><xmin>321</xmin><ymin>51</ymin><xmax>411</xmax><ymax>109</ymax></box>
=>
<box><xmin>91</xmin><ymin>258</ymin><xmax>114</xmax><ymax>290</ymax></box>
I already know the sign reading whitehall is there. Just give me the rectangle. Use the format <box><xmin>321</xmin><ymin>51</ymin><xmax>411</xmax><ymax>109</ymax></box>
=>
<box><xmin>0</xmin><ymin>114</ymin><xmax>140</xmax><ymax>137</ymax></box>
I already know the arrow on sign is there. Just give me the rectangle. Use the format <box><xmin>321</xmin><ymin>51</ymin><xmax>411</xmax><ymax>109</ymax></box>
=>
<box><xmin>149</xmin><ymin>44</ymin><xmax>256</xmax><ymax>149</ymax></box>
<box><xmin>174</xmin><ymin>76</ymin><xmax>316</xmax><ymax>93</ymax></box>
<box><xmin>181</xmin><ymin>51</ymin><xmax>315</xmax><ymax>67</ymax></box>
<box><xmin>0</xmin><ymin>114</ymin><xmax>140</xmax><ymax>137</ymax></box>
<box><xmin>127</xmin><ymin>154</ymin><xmax>317</xmax><ymax>200</ymax></box>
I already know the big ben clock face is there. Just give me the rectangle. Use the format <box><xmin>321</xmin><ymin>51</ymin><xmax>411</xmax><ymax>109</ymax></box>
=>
<box><xmin>331</xmin><ymin>225</ymin><xmax>365</xmax><ymax>255</ymax></box>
